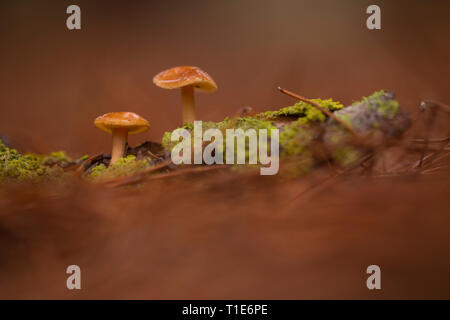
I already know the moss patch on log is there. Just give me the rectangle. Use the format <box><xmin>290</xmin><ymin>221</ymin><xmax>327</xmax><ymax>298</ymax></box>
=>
<box><xmin>0</xmin><ymin>140</ymin><xmax>70</xmax><ymax>181</ymax></box>
<box><xmin>260</xmin><ymin>98</ymin><xmax>343</xmax><ymax>120</ymax></box>
<box><xmin>88</xmin><ymin>155</ymin><xmax>151</xmax><ymax>181</ymax></box>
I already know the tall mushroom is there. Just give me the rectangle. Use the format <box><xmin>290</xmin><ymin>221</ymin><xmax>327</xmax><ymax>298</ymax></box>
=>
<box><xmin>94</xmin><ymin>112</ymin><xmax>150</xmax><ymax>165</ymax></box>
<box><xmin>153</xmin><ymin>66</ymin><xmax>218</xmax><ymax>124</ymax></box>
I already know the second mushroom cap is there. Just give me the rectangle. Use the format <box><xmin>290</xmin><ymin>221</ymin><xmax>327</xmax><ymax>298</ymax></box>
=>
<box><xmin>153</xmin><ymin>66</ymin><xmax>217</xmax><ymax>92</ymax></box>
<box><xmin>153</xmin><ymin>66</ymin><xmax>218</xmax><ymax>125</ymax></box>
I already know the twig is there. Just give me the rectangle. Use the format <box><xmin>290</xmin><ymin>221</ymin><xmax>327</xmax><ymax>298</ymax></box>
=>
<box><xmin>73</xmin><ymin>153</ymin><xmax>103</xmax><ymax>177</ymax></box>
<box><xmin>418</xmin><ymin>102</ymin><xmax>439</xmax><ymax>167</ymax></box>
<box><xmin>420</xmin><ymin>100</ymin><xmax>450</xmax><ymax>114</ymax></box>
<box><xmin>277</xmin><ymin>87</ymin><xmax>362</xmax><ymax>138</ymax></box>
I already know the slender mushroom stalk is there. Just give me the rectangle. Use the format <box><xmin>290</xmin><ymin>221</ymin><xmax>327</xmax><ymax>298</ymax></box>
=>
<box><xmin>181</xmin><ymin>85</ymin><xmax>196</xmax><ymax>123</ymax></box>
<box><xmin>94</xmin><ymin>112</ymin><xmax>150</xmax><ymax>166</ymax></box>
<box><xmin>110</xmin><ymin>128</ymin><xmax>129</xmax><ymax>165</ymax></box>
<box><xmin>153</xmin><ymin>66</ymin><xmax>217</xmax><ymax>125</ymax></box>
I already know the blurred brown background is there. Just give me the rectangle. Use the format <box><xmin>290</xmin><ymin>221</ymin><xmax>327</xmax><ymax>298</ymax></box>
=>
<box><xmin>0</xmin><ymin>0</ymin><xmax>449</xmax><ymax>156</ymax></box>
<box><xmin>1</xmin><ymin>1</ymin><xmax>450</xmax><ymax>300</ymax></box>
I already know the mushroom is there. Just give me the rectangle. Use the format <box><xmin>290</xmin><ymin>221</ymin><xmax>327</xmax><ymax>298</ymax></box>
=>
<box><xmin>153</xmin><ymin>66</ymin><xmax>217</xmax><ymax>124</ymax></box>
<box><xmin>94</xmin><ymin>112</ymin><xmax>150</xmax><ymax>165</ymax></box>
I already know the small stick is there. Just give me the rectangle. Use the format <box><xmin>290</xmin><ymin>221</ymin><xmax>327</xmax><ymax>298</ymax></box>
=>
<box><xmin>277</xmin><ymin>87</ymin><xmax>362</xmax><ymax>138</ymax></box>
<box><xmin>418</xmin><ymin>103</ymin><xmax>439</xmax><ymax>167</ymax></box>
<box><xmin>420</xmin><ymin>100</ymin><xmax>450</xmax><ymax>114</ymax></box>
<box><xmin>73</xmin><ymin>153</ymin><xmax>103</xmax><ymax>176</ymax></box>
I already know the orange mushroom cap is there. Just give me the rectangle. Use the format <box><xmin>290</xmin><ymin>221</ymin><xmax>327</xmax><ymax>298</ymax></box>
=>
<box><xmin>94</xmin><ymin>112</ymin><xmax>150</xmax><ymax>134</ymax></box>
<box><xmin>153</xmin><ymin>66</ymin><xmax>217</xmax><ymax>92</ymax></box>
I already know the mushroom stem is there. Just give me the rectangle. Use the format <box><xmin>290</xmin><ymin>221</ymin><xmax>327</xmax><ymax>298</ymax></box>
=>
<box><xmin>181</xmin><ymin>85</ymin><xmax>195</xmax><ymax>124</ymax></box>
<box><xmin>110</xmin><ymin>128</ymin><xmax>128</xmax><ymax>165</ymax></box>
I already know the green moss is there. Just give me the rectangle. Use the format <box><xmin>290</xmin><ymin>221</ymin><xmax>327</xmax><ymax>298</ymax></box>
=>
<box><xmin>352</xmin><ymin>89</ymin><xmax>399</xmax><ymax>119</ymax></box>
<box><xmin>88</xmin><ymin>155</ymin><xmax>150</xmax><ymax>181</ymax></box>
<box><xmin>89</xmin><ymin>163</ymin><xmax>108</xmax><ymax>177</ymax></box>
<box><xmin>162</xmin><ymin>120</ymin><xmax>225</xmax><ymax>151</ymax></box>
<box><xmin>162</xmin><ymin>100</ymin><xmax>343</xmax><ymax>155</ymax></box>
<box><xmin>40</xmin><ymin>151</ymin><xmax>72</xmax><ymax>167</ymax></box>
<box><xmin>377</xmin><ymin>100</ymin><xmax>399</xmax><ymax>119</ymax></box>
<box><xmin>326</xmin><ymin>126</ymin><xmax>349</xmax><ymax>145</ymax></box>
<box><xmin>261</xmin><ymin>98</ymin><xmax>343</xmax><ymax>121</ymax></box>
<box><xmin>234</xmin><ymin>117</ymin><xmax>275</xmax><ymax>132</ymax></box>
<box><xmin>352</xmin><ymin>90</ymin><xmax>386</xmax><ymax>106</ymax></box>
<box><xmin>161</xmin><ymin>114</ymin><xmax>320</xmax><ymax>175</ymax></box>
<box><xmin>279</xmin><ymin>118</ymin><xmax>313</xmax><ymax>156</ymax></box>
<box><xmin>162</xmin><ymin>117</ymin><xmax>278</xmax><ymax>166</ymax></box>
<box><xmin>335</xmin><ymin>113</ymin><xmax>353</xmax><ymax>127</ymax></box>
<box><xmin>230</xmin><ymin>118</ymin><xmax>277</xmax><ymax>163</ymax></box>
<box><xmin>0</xmin><ymin>139</ymin><xmax>50</xmax><ymax>181</ymax></box>
<box><xmin>332</xmin><ymin>147</ymin><xmax>361</xmax><ymax>167</ymax></box>
<box><xmin>0</xmin><ymin>140</ymin><xmax>81</xmax><ymax>182</ymax></box>
<box><xmin>162</xmin><ymin>117</ymin><xmax>276</xmax><ymax>151</ymax></box>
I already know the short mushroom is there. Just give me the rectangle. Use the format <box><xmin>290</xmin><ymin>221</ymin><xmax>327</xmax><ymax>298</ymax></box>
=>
<box><xmin>153</xmin><ymin>66</ymin><xmax>217</xmax><ymax>124</ymax></box>
<box><xmin>94</xmin><ymin>112</ymin><xmax>149</xmax><ymax>165</ymax></box>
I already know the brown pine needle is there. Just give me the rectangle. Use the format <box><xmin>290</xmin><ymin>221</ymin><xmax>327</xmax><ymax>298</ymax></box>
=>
<box><xmin>109</xmin><ymin>164</ymin><xmax>227</xmax><ymax>188</ymax></box>
<box><xmin>411</xmin><ymin>136</ymin><xmax>450</xmax><ymax>144</ymax></box>
<box><xmin>421</xmin><ymin>166</ymin><xmax>449</xmax><ymax>174</ymax></box>
<box><xmin>101</xmin><ymin>159</ymin><xmax>172</xmax><ymax>187</ymax></box>
<box><xmin>146</xmin><ymin>165</ymin><xmax>226</xmax><ymax>181</ymax></box>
